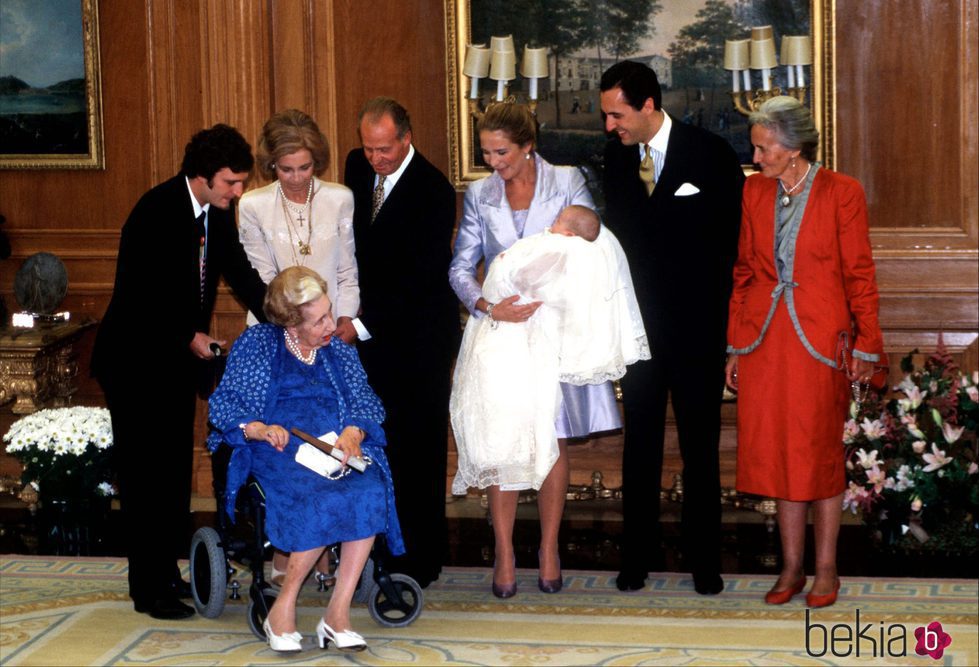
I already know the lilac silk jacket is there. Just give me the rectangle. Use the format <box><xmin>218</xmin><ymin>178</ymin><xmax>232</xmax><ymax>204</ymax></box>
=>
<box><xmin>449</xmin><ymin>154</ymin><xmax>594</xmax><ymax>314</ymax></box>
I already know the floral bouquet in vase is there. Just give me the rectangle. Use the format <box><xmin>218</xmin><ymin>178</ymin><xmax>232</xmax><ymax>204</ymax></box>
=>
<box><xmin>843</xmin><ymin>341</ymin><xmax>979</xmax><ymax>556</ymax></box>
<box><xmin>3</xmin><ymin>406</ymin><xmax>115</xmax><ymax>501</ymax></box>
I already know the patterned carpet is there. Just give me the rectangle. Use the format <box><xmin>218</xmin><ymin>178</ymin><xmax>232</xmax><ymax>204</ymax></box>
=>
<box><xmin>1</xmin><ymin>555</ymin><xmax>976</xmax><ymax>665</ymax></box>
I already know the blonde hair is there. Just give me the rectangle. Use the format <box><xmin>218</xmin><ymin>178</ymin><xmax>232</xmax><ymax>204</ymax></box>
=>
<box><xmin>263</xmin><ymin>266</ymin><xmax>329</xmax><ymax>326</ymax></box>
<box><xmin>477</xmin><ymin>102</ymin><xmax>537</xmax><ymax>149</ymax></box>
<box><xmin>255</xmin><ymin>109</ymin><xmax>330</xmax><ymax>181</ymax></box>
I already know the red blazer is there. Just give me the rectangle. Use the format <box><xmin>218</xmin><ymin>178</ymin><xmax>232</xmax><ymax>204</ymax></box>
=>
<box><xmin>727</xmin><ymin>168</ymin><xmax>883</xmax><ymax>365</ymax></box>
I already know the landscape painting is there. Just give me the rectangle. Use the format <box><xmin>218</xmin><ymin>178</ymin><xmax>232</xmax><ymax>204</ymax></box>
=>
<box><xmin>0</xmin><ymin>0</ymin><xmax>104</xmax><ymax>169</ymax></box>
<box><xmin>448</xmin><ymin>0</ymin><xmax>833</xmax><ymax>186</ymax></box>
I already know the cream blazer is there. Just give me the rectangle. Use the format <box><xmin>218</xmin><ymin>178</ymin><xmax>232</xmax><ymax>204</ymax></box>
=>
<box><xmin>238</xmin><ymin>178</ymin><xmax>360</xmax><ymax>321</ymax></box>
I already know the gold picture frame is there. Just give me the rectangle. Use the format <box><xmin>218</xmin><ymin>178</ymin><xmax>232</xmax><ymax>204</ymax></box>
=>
<box><xmin>0</xmin><ymin>0</ymin><xmax>105</xmax><ymax>170</ymax></box>
<box><xmin>445</xmin><ymin>0</ymin><xmax>835</xmax><ymax>186</ymax></box>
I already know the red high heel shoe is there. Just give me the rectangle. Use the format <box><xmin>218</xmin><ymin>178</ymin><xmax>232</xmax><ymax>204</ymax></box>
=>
<box><xmin>806</xmin><ymin>579</ymin><xmax>841</xmax><ymax>608</ymax></box>
<box><xmin>764</xmin><ymin>576</ymin><xmax>807</xmax><ymax>605</ymax></box>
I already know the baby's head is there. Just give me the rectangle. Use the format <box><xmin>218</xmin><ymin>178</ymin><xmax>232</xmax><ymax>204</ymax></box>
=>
<box><xmin>552</xmin><ymin>205</ymin><xmax>600</xmax><ymax>242</ymax></box>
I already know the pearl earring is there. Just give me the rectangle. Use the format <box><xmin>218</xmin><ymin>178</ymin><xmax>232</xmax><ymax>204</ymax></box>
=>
<box><xmin>524</xmin><ymin>153</ymin><xmax>531</xmax><ymax>161</ymax></box>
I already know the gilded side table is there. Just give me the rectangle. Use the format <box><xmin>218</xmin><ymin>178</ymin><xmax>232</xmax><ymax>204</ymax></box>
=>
<box><xmin>0</xmin><ymin>319</ymin><xmax>96</xmax><ymax>414</ymax></box>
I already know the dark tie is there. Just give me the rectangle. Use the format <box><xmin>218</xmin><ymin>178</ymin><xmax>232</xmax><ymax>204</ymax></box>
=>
<box><xmin>371</xmin><ymin>175</ymin><xmax>386</xmax><ymax>222</ymax></box>
<box><xmin>195</xmin><ymin>212</ymin><xmax>206</xmax><ymax>303</ymax></box>
<box><xmin>639</xmin><ymin>146</ymin><xmax>656</xmax><ymax>196</ymax></box>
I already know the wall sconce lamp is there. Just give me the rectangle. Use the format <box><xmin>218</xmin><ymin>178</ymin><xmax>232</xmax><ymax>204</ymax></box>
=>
<box><xmin>724</xmin><ymin>25</ymin><xmax>812</xmax><ymax>115</ymax></box>
<box><xmin>464</xmin><ymin>35</ymin><xmax>549</xmax><ymax>117</ymax></box>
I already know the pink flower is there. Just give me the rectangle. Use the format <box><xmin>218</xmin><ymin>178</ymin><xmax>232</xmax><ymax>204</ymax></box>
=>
<box><xmin>842</xmin><ymin>482</ymin><xmax>869</xmax><ymax>514</ymax></box>
<box><xmin>942</xmin><ymin>422</ymin><xmax>965</xmax><ymax>444</ymax></box>
<box><xmin>967</xmin><ymin>386</ymin><xmax>979</xmax><ymax>402</ymax></box>
<box><xmin>910</xmin><ymin>496</ymin><xmax>923</xmax><ymax>512</ymax></box>
<box><xmin>843</xmin><ymin>419</ymin><xmax>861</xmax><ymax>444</ymax></box>
<box><xmin>901</xmin><ymin>414</ymin><xmax>926</xmax><ymax>439</ymax></box>
<box><xmin>860</xmin><ymin>418</ymin><xmax>886</xmax><ymax>440</ymax></box>
<box><xmin>912</xmin><ymin>440</ymin><xmax>927</xmax><ymax>454</ymax></box>
<box><xmin>968</xmin><ymin>462</ymin><xmax>978</xmax><ymax>475</ymax></box>
<box><xmin>866</xmin><ymin>465</ymin><xmax>887</xmax><ymax>493</ymax></box>
<box><xmin>921</xmin><ymin>443</ymin><xmax>952</xmax><ymax>472</ymax></box>
<box><xmin>898</xmin><ymin>384</ymin><xmax>927</xmax><ymax>412</ymax></box>
<box><xmin>855</xmin><ymin>448</ymin><xmax>880</xmax><ymax>469</ymax></box>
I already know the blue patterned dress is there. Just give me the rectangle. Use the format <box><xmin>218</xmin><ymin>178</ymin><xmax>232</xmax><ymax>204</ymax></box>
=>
<box><xmin>208</xmin><ymin>324</ymin><xmax>404</xmax><ymax>554</ymax></box>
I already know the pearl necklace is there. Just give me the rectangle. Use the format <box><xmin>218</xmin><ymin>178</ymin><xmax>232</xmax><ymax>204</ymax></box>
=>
<box><xmin>278</xmin><ymin>179</ymin><xmax>313</xmax><ymax>219</ymax></box>
<box><xmin>778</xmin><ymin>161</ymin><xmax>813</xmax><ymax>206</ymax></box>
<box><xmin>284</xmin><ymin>329</ymin><xmax>317</xmax><ymax>365</ymax></box>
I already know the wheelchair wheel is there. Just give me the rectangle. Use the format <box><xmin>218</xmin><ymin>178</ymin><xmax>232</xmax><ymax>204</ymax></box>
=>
<box><xmin>247</xmin><ymin>586</ymin><xmax>278</xmax><ymax>639</ymax></box>
<box><xmin>190</xmin><ymin>527</ymin><xmax>226</xmax><ymax>618</ymax></box>
<box><xmin>367</xmin><ymin>573</ymin><xmax>423</xmax><ymax>627</ymax></box>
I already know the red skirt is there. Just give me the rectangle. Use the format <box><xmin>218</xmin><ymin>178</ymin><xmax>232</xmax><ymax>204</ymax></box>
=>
<box><xmin>735</xmin><ymin>302</ymin><xmax>849</xmax><ymax>501</ymax></box>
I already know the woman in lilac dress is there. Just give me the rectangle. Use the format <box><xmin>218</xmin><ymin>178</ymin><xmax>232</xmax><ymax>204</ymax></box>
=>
<box><xmin>209</xmin><ymin>266</ymin><xmax>401</xmax><ymax>653</ymax></box>
<box><xmin>449</xmin><ymin>103</ymin><xmax>621</xmax><ymax>597</ymax></box>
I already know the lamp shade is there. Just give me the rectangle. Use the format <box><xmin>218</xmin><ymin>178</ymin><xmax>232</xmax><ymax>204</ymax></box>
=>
<box><xmin>489</xmin><ymin>49</ymin><xmax>516</xmax><ymax>81</ymax></box>
<box><xmin>750</xmin><ymin>25</ymin><xmax>774</xmax><ymax>42</ymax></box>
<box><xmin>521</xmin><ymin>46</ymin><xmax>549</xmax><ymax>78</ymax></box>
<box><xmin>464</xmin><ymin>44</ymin><xmax>491</xmax><ymax>78</ymax></box>
<box><xmin>490</xmin><ymin>34</ymin><xmax>515</xmax><ymax>53</ymax></box>
<box><xmin>724</xmin><ymin>39</ymin><xmax>750</xmax><ymax>70</ymax></box>
<box><xmin>780</xmin><ymin>35</ymin><xmax>813</xmax><ymax>65</ymax></box>
<box><xmin>750</xmin><ymin>37</ymin><xmax>777</xmax><ymax>69</ymax></box>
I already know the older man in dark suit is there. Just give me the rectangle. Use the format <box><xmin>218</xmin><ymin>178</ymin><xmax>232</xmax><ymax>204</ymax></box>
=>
<box><xmin>343</xmin><ymin>97</ymin><xmax>459</xmax><ymax>588</ymax></box>
<box><xmin>600</xmin><ymin>61</ymin><xmax>744</xmax><ymax>595</ymax></box>
<box><xmin>92</xmin><ymin>125</ymin><xmax>267</xmax><ymax>619</ymax></box>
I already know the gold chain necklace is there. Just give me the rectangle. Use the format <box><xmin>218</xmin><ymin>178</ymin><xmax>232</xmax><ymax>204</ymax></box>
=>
<box><xmin>278</xmin><ymin>181</ymin><xmax>314</xmax><ymax>262</ymax></box>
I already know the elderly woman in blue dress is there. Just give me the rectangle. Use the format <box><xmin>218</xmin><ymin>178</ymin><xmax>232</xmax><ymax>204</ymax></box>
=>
<box><xmin>208</xmin><ymin>266</ymin><xmax>402</xmax><ymax>653</ymax></box>
<box><xmin>449</xmin><ymin>102</ymin><xmax>621</xmax><ymax>597</ymax></box>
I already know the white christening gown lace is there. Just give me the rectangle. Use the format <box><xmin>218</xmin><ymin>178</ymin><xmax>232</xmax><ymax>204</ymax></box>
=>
<box><xmin>450</xmin><ymin>227</ymin><xmax>649</xmax><ymax>493</ymax></box>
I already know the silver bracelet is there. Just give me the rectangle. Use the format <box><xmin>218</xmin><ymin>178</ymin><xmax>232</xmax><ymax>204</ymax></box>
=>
<box><xmin>486</xmin><ymin>302</ymin><xmax>499</xmax><ymax>330</ymax></box>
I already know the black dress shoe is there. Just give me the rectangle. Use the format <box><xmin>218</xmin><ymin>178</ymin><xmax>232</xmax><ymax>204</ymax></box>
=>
<box><xmin>171</xmin><ymin>579</ymin><xmax>193</xmax><ymax>599</ymax></box>
<box><xmin>616</xmin><ymin>569</ymin><xmax>647</xmax><ymax>592</ymax></box>
<box><xmin>135</xmin><ymin>597</ymin><xmax>195</xmax><ymax>620</ymax></box>
<box><xmin>693</xmin><ymin>571</ymin><xmax>724</xmax><ymax>595</ymax></box>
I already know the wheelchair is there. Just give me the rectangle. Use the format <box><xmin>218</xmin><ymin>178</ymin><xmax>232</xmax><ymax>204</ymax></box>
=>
<box><xmin>188</xmin><ymin>444</ymin><xmax>423</xmax><ymax>638</ymax></box>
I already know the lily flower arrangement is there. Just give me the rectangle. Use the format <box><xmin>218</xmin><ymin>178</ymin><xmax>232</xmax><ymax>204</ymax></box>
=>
<box><xmin>843</xmin><ymin>342</ymin><xmax>978</xmax><ymax>554</ymax></box>
<box><xmin>3</xmin><ymin>407</ymin><xmax>115</xmax><ymax>499</ymax></box>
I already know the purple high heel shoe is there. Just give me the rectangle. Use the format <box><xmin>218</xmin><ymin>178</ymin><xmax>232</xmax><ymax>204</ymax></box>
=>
<box><xmin>537</xmin><ymin>551</ymin><xmax>563</xmax><ymax>593</ymax></box>
<box><xmin>492</xmin><ymin>557</ymin><xmax>517</xmax><ymax>598</ymax></box>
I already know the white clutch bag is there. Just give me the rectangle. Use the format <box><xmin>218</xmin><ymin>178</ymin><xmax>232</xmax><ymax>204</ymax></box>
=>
<box><xmin>295</xmin><ymin>432</ymin><xmax>345</xmax><ymax>479</ymax></box>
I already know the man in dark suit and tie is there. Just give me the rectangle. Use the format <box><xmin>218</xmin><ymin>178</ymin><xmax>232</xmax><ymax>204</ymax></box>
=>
<box><xmin>92</xmin><ymin>124</ymin><xmax>267</xmax><ymax>619</ymax></box>
<box><xmin>343</xmin><ymin>97</ymin><xmax>459</xmax><ymax>587</ymax></box>
<box><xmin>599</xmin><ymin>61</ymin><xmax>744</xmax><ymax>595</ymax></box>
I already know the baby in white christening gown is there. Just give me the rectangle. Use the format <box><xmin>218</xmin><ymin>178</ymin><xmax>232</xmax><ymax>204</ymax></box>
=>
<box><xmin>450</xmin><ymin>205</ymin><xmax>649</xmax><ymax>494</ymax></box>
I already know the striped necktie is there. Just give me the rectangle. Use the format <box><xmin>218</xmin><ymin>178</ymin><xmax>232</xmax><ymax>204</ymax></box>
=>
<box><xmin>195</xmin><ymin>212</ymin><xmax>206</xmax><ymax>303</ymax></box>
<box><xmin>371</xmin><ymin>175</ymin><xmax>386</xmax><ymax>222</ymax></box>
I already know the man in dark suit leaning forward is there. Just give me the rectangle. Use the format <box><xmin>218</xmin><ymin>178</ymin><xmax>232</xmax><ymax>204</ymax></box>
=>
<box><xmin>599</xmin><ymin>61</ymin><xmax>745</xmax><ymax>594</ymax></box>
<box><xmin>92</xmin><ymin>125</ymin><xmax>267</xmax><ymax>619</ymax></box>
<box><xmin>343</xmin><ymin>98</ymin><xmax>459</xmax><ymax>588</ymax></box>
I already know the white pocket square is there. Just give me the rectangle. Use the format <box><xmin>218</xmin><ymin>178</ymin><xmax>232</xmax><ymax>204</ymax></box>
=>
<box><xmin>674</xmin><ymin>182</ymin><xmax>700</xmax><ymax>196</ymax></box>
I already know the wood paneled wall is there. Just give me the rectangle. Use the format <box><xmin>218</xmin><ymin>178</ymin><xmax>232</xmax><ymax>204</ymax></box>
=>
<box><xmin>1</xmin><ymin>0</ymin><xmax>976</xmax><ymax>494</ymax></box>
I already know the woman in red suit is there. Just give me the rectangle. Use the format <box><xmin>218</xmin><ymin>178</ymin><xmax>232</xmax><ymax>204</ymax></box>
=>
<box><xmin>724</xmin><ymin>96</ymin><xmax>883</xmax><ymax>608</ymax></box>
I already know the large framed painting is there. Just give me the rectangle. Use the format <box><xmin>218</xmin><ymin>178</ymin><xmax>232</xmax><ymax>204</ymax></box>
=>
<box><xmin>0</xmin><ymin>0</ymin><xmax>105</xmax><ymax>169</ymax></box>
<box><xmin>446</xmin><ymin>0</ymin><xmax>835</xmax><ymax>187</ymax></box>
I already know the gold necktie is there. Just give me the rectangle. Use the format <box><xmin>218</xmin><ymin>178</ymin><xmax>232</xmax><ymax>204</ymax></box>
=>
<box><xmin>639</xmin><ymin>148</ymin><xmax>655</xmax><ymax>196</ymax></box>
<box><xmin>371</xmin><ymin>175</ymin><xmax>386</xmax><ymax>222</ymax></box>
